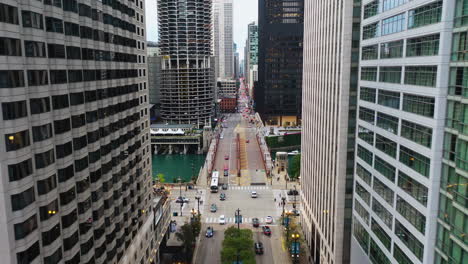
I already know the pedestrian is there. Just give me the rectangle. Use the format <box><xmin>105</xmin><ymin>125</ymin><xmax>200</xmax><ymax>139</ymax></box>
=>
<box><xmin>274</xmin><ymin>198</ymin><xmax>276</xmax><ymax>202</ymax></box>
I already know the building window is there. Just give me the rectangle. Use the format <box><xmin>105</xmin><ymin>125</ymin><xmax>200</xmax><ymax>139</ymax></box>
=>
<box><xmin>22</xmin><ymin>11</ymin><xmax>43</xmax><ymax>29</ymax></box>
<box><xmin>61</xmin><ymin>209</ymin><xmax>77</xmax><ymax>229</ymax></box>
<box><xmin>27</xmin><ymin>70</ymin><xmax>48</xmax><ymax>86</ymax></box>
<box><xmin>45</xmin><ymin>16</ymin><xmax>64</xmax><ymax>33</ymax></box>
<box><xmin>54</xmin><ymin>118</ymin><xmax>71</xmax><ymax>134</ymax></box>
<box><xmin>448</xmin><ymin>67</ymin><xmax>468</xmax><ymax>97</ymax></box>
<box><xmin>371</xmin><ymin>218</ymin><xmax>391</xmax><ymax>250</ymax></box>
<box><xmin>68</xmin><ymin>70</ymin><xmax>83</xmax><ymax>82</ymax></box>
<box><xmin>57</xmin><ymin>164</ymin><xmax>74</xmax><ymax>183</ymax></box>
<box><xmin>382</xmin><ymin>0</ymin><xmax>407</xmax><ymax>12</ymax></box>
<box><xmin>401</xmin><ymin>120</ymin><xmax>432</xmax><ymax>148</ymax></box>
<box><xmin>0</xmin><ymin>3</ymin><xmax>19</xmax><ymax>24</ymax></box>
<box><xmin>42</xmin><ymin>224</ymin><xmax>60</xmax><ymax>246</ymax></box>
<box><xmin>35</xmin><ymin>149</ymin><xmax>55</xmax><ymax>169</ymax></box>
<box><xmin>362</xmin><ymin>45</ymin><xmax>378</xmax><ymax>60</ymax></box>
<box><xmin>50</xmin><ymin>70</ymin><xmax>67</xmax><ymax>84</ymax></box>
<box><xmin>363</xmin><ymin>22</ymin><xmax>379</xmax><ymax>40</ymax></box>
<box><xmin>16</xmin><ymin>241</ymin><xmax>40</xmax><ymax>264</ymax></box>
<box><xmin>11</xmin><ymin>187</ymin><xmax>35</xmax><ymax>211</ymax></box>
<box><xmin>0</xmin><ymin>37</ymin><xmax>21</xmax><ymax>56</ymax></box>
<box><xmin>75</xmin><ymin>156</ymin><xmax>89</xmax><ymax>172</ymax></box>
<box><xmin>5</xmin><ymin>130</ymin><xmax>30</xmax><ymax>151</ymax></box>
<box><xmin>14</xmin><ymin>214</ymin><xmax>37</xmax><ymax>240</ymax></box>
<box><xmin>66</xmin><ymin>46</ymin><xmax>81</xmax><ymax>60</ymax></box>
<box><xmin>356</xmin><ymin>163</ymin><xmax>372</xmax><ymax>185</ymax></box>
<box><xmin>369</xmin><ymin>239</ymin><xmax>391</xmax><ymax>264</ymax></box>
<box><xmin>399</xmin><ymin>145</ymin><xmax>430</xmax><ymax>177</ymax></box>
<box><xmin>32</xmin><ymin>123</ymin><xmax>53</xmax><ymax>142</ymax></box>
<box><xmin>406</xmin><ymin>34</ymin><xmax>439</xmax><ymax>57</ymax></box>
<box><xmin>393</xmin><ymin>244</ymin><xmax>413</xmax><ymax>264</ymax></box>
<box><xmin>44</xmin><ymin>247</ymin><xmax>62</xmax><ymax>264</ymax></box>
<box><xmin>396</xmin><ymin>195</ymin><xmax>426</xmax><ymax>231</ymax></box>
<box><xmin>8</xmin><ymin>159</ymin><xmax>33</xmax><ymax>182</ymax></box>
<box><xmin>44</xmin><ymin>0</ymin><xmax>62</xmax><ymax>8</ymax></box>
<box><xmin>63</xmin><ymin>0</ymin><xmax>78</xmax><ymax>13</ymax></box>
<box><xmin>37</xmin><ymin>174</ymin><xmax>57</xmax><ymax>195</ymax></box>
<box><xmin>56</xmin><ymin>141</ymin><xmax>72</xmax><ymax>159</ymax></box>
<box><xmin>2</xmin><ymin>100</ymin><xmax>27</xmax><ymax>120</ymax></box>
<box><xmin>73</xmin><ymin>134</ymin><xmax>87</xmax><ymax>151</ymax></box>
<box><xmin>47</xmin><ymin>43</ymin><xmax>66</xmax><ymax>58</ymax></box>
<box><xmin>39</xmin><ymin>199</ymin><xmax>59</xmax><ymax>221</ymax></box>
<box><xmin>381</xmin><ymin>13</ymin><xmax>405</xmax><ymax>36</ymax></box>
<box><xmin>358</xmin><ymin>126</ymin><xmax>374</xmax><ymax>146</ymax></box>
<box><xmin>359</xmin><ymin>107</ymin><xmax>375</xmax><ymax>124</ymax></box>
<box><xmin>71</xmin><ymin>114</ymin><xmax>86</xmax><ymax>128</ymax></box>
<box><xmin>376</xmin><ymin>112</ymin><xmax>398</xmax><ymax>134</ymax></box>
<box><xmin>395</xmin><ymin>221</ymin><xmax>424</xmax><ymax>261</ymax></box>
<box><xmin>30</xmin><ymin>97</ymin><xmax>51</xmax><ymax>115</ymax></box>
<box><xmin>380</xmin><ymin>40</ymin><xmax>403</xmax><ymax>59</ymax></box>
<box><xmin>398</xmin><ymin>171</ymin><xmax>428</xmax><ymax>206</ymax></box>
<box><xmin>64</xmin><ymin>231</ymin><xmax>79</xmax><ymax>251</ymax></box>
<box><xmin>372</xmin><ymin>198</ymin><xmax>393</xmax><ymax>228</ymax></box>
<box><xmin>377</xmin><ymin>90</ymin><xmax>400</xmax><ymax>109</ymax></box>
<box><xmin>52</xmin><ymin>94</ymin><xmax>69</xmax><ymax>109</ymax></box>
<box><xmin>356</xmin><ymin>181</ymin><xmax>371</xmax><ymax>205</ymax></box>
<box><xmin>408</xmin><ymin>1</ymin><xmax>443</xmax><ymax>29</ymax></box>
<box><xmin>375</xmin><ymin>134</ymin><xmax>397</xmax><ymax>158</ymax></box>
<box><xmin>374</xmin><ymin>156</ymin><xmax>396</xmax><ymax>182</ymax></box>
<box><xmin>357</xmin><ymin>144</ymin><xmax>373</xmax><ymax>166</ymax></box>
<box><xmin>373</xmin><ymin>176</ymin><xmax>394</xmax><ymax>206</ymax></box>
<box><xmin>353</xmin><ymin>219</ymin><xmax>370</xmax><ymax>253</ymax></box>
<box><xmin>404</xmin><ymin>66</ymin><xmax>437</xmax><ymax>87</ymax></box>
<box><xmin>0</xmin><ymin>70</ymin><xmax>25</xmax><ymax>88</ymax></box>
<box><xmin>455</xmin><ymin>0</ymin><xmax>468</xmax><ymax>27</ymax></box>
<box><xmin>360</xmin><ymin>87</ymin><xmax>376</xmax><ymax>102</ymax></box>
<box><xmin>355</xmin><ymin>199</ymin><xmax>370</xmax><ymax>223</ymax></box>
<box><xmin>452</xmin><ymin>32</ymin><xmax>468</xmax><ymax>62</ymax></box>
<box><xmin>379</xmin><ymin>66</ymin><xmax>401</xmax><ymax>84</ymax></box>
<box><xmin>60</xmin><ymin>186</ymin><xmax>76</xmax><ymax>206</ymax></box>
<box><xmin>402</xmin><ymin>94</ymin><xmax>434</xmax><ymax>117</ymax></box>
<box><xmin>361</xmin><ymin>67</ymin><xmax>377</xmax><ymax>81</ymax></box>
<box><xmin>24</xmin><ymin>40</ymin><xmax>46</xmax><ymax>57</ymax></box>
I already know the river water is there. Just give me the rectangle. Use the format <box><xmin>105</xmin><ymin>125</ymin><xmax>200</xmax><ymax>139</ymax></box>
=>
<box><xmin>151</xmin><ymin>154</ymin><xmax>206</xmax><ymax>183</ymax></box>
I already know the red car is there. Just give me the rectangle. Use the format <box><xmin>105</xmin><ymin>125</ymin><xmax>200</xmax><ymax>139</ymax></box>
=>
<box><xmin>224</xmin><ymin>155</ymin><xmax>229</xmax><ymax>160</ymax></box>
<box><xmin>262</xmin><ymin>226</ymin><xmax>271</xmax><ymax>236</ymax></box>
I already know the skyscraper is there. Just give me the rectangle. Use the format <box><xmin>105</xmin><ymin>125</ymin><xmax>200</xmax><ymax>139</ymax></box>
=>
<box><xmin>213</xmin><ymin>0</ymin><xmax>234</xmax><ymax>79</ymax></box>
<box><xmin>351</xmin><ymin>1</ymin><xmax>456</xmax><ymax>264</ymax></box>
<box><xmin>257</xmin><ymin>0</ymin><xmax>303</xmax><ymax>126</ymax></box>
<box><xmin>245</xmin><ymin>22</ymin><xmax>258</xmax><ymax>95</ymax></box>
<box><xmin>300</xmin><ymin>0</ymin><xmax>360</xmax><ymax>263</ymax></box>
<box><xmin>158</xmin><ymin>0</ymin><xmax>214</xmax><ymax>127</ymax></box>
<box><xmin>234</xmin><ymin>43</ymin><xmax>239</xmax><ymax>79</ymax></box>
<box><xmin>0</xmin><ymin>0</ymin><xmax>154</xmax><ymax>263</ymax></box>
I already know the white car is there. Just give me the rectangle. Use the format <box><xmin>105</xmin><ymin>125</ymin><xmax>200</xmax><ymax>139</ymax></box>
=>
<box><xmin>219</xmin><ymin>215</ymin><xmax>226</xmax><ymax>225</ymax></box>
<box><xmin>265</xmin><ymin>216</ymin><xmax>273</xmax><ymax>224</ymax></box>
<box><xmin>251</xmin><ymin>191</ymin><xmax>258</xmax><ymax>198</ymax></box>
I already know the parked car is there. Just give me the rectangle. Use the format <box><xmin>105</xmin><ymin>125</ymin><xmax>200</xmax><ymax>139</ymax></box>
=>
<box><xmin>252</xmin><ymin>218</ymin><xmax>259</xmax><ymax>227</ymax></box>
<box><xmin>219</xmin><ymin>215</ymin><xmax>226</xmax><ymax>225</ymax></box>
<box><xmin>265</xmin><ymin>216</ymin><xmax>273</xmax><ymax>224</ymax></box>
<box><xmin>220</xmin><ymin>193</ymin><xmax>226</xmax><ymax>201</ymax></box>
<box><xmin>210</xmin><ymin>204</ymin><xmax>217</xmax><ymax>212</ymax></box>
<box><xmin>251</xmin><ymin>191</ymin><xmax>258</xmax><ymax>198</ymax></box>
<box><xmin>222</xmin><ymin>184</ymin><xmax>228</xmax><ymax>190</ymax></box>
<box><xmin>205</xmin><ymin>227</ymin><xmax>213</xmax><ymax>237</ymax></box>
<box><xmin>262</xmin><ymin>226</ymin><xmax>271</xmax><ymax>236</ymax></box>
<box><xmin>254</xmin><ymin>242</ymin><xmax>264</xmax><ymax>255</ymax></box>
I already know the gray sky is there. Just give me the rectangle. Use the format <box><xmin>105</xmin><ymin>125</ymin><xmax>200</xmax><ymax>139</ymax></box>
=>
<box><xmin>145</xmin><ymin>0</ymin><xmax>258</xmax><ymax>62</ymax></box>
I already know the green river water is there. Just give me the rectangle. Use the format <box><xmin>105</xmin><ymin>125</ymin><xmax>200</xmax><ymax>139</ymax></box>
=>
<box><xmin>151</xmin><ymin>154</ymin><xmax>206</xmax><ymax>183</ymax></box>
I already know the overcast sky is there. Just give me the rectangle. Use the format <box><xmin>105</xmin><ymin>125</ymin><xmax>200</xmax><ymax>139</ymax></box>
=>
<box><xmin>145</xmin><ymin>0</ymin><xmax>258</xmax><ymax>62</ymax></box>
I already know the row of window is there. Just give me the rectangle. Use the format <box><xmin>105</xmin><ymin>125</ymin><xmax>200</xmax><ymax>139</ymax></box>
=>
<box><xmin>361</xmin><ymin>66</ymin><xmax>438</xmax><ymax>87</ymax></box>
<box><xmin>363</xmin><ymin>0</ymin><xmax>409</xmax><ymax>19</ymax></box>
<box><xmin>2</xmin><ymin>84</ymin><xmax>139</xmax><ymax>120</ymax></box>
<box><xmin>362</xmin><ymin>34</ymin><xmax>439</xmax><ymax>60</ymax></box>
<box><xmin>0</xmin><ymin>68</ymin><xmax>141</xmax><ymax>89</ymax></box>
<box><xmin>1</xmin><ymin>38</ymin><xmax>141</xmax><ymax>63</ymax></box>
<box><xmin>363</xmin><ymin>1</ymin><xmax>443</xmax><ymax>40</ymax></box>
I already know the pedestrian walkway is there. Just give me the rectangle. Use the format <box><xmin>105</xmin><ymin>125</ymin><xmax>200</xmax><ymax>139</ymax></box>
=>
<box><xmin>227</xmin><ymin>186</ymin><xmax>271</xmax><ymax>190</ymax></box>
<box><xmin>204</xmin><ymin>217</ymin><xmax>276</xmax><ymax>225</ymax></box>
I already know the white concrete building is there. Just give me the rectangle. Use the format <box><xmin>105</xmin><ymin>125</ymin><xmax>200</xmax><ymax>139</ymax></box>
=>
<box><xmin>300</xmin><ymin>0</ymin><xmax>360</xmax><ymax>263</ymax></box>
<box><xmin>0</xmin><ymin>0</ymin><xmax>156</xmax><ymax>263</ymax></box>
<box><xmin>351</xmin><ymin>1</ymin><xmax>455</xmax><ymax>264</ymax></box>
<box><xmin>213</xmin><ymin>0</ymin><xmax>234</xmax><ymax>79</ymax></box>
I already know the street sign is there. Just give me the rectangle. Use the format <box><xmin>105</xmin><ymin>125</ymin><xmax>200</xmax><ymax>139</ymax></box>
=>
<box><xmin>283</xmin><ymin>217</ymin><xmax>290</xmax><ymax>227</ymax></box>
<box><xmin>235</xmin><ymin>215</ymin><xmax>243</xmax><ymax>223</ymax></box>
<box><xmin>290</xmin><ymin>242</ymin><xmax>300</xmax><ymax>255</ymax></box>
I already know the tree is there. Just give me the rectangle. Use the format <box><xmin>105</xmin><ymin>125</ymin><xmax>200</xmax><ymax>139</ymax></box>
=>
<box><xmin>156</xmin><ymin>173</ymin><xmax>165</xmax><ymax>183</ymax></box>
<box><xmin>221</xmin><ymin>227</ymin><xmax>255</xmax><ymax>264</ymax></box>
<box><xmin>175</xmin><ymin>218</ymin><xmax>201</xmax><ymax>262</ymax></box>
<box><xmin>289</xmin><ymin>154</ymin><xmax>301</xmax><ymax>179</ymax></box>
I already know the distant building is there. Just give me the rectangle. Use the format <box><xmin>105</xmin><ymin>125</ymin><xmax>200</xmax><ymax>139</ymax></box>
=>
<box><xmin>217</xmin><ymin>79</ymin><xmax>237</xmax><ymax>97</ymax></box>
<box><xmin>257</xmin><ymin>0</ymin><xmax>304</xmax><ymax>126</ymax></box>
<box><xmin>234</xmin><ymin>43</ymin><xmax>239</xmax><ymax>79</ymax></box>
<box><xmin>213</xmin><ymin>0</ymin><xmax>234</xmax><ymax>79</ymax></box>
<box><xmin>219</xmin><ymin>97</ymin><xmax>237</xmax><ymax>113</ymax></box>
<box><xmin>158</xmin><ymin>0</ymin><xmax>215</xmax><ymax>127</ymax></box>
<box><xmin>147</xmin><ymin>42</ymin><xmax>162</xmax><ymax>120</ymax></box>
<box><xmin>245</xmin><ymin>22</ymin><xmax>258</xmax><ymax>92</ymax></box>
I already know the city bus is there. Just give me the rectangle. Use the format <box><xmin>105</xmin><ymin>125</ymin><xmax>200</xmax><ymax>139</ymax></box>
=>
<box><xmin>223</xmin><ymin>164</ymin><xmax>229</xmax><ymax>176</ymax></box>
<box><xmin>210</xmin><ymin>171</ymin><xmax>219</xmax><ymax>193</ymax></box>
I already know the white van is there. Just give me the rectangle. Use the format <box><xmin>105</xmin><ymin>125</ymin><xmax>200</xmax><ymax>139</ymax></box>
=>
<box><xmin>251</xmin><ymin>191</ymin><xmax>258</xmax><ymax>198</ymax></box>
<box><xmin>219</xmin><ymin>215</ymin><xmax>226</xmax><ymax>225</ymax></box>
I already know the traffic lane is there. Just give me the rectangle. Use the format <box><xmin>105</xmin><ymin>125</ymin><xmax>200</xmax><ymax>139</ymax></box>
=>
<box><xmin>216</xmin><ymin>189</ymin><xmax>277</xmax><ymax>221</ymax></box>
<box><xmin>195</xmin><ymin>224</ymin><xmax>223</xmax><ymax>264</ymax></box>
<box><xmin>253</xmin><ymin>228</ymin><xmax>275</xmax><ymax>264</ymax></box>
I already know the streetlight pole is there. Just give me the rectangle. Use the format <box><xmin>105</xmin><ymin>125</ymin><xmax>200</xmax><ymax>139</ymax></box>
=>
<box><xmin>195</xmin><ymin>196</ymin><xmax>201</xmax><ymax>217</ymax></box>
<box><xmin>281</xmin><ymin>197</ymin><xmax>286</xmax><ymax>225</ymax></box>
<box><xmin>291</xmin><ymin>233</ymin><xmax>300</xmax><ymax>264</ymax></box>
<box><xmin>236</xmin><ymin>208</ymin><xmax>241</xmax><ymax>264</ymax></box>
<box><xmin>293</xmin><ymin>185</ymin><xmax>297</xmax><ymax>211</ymax></box>
<box><xmin>178</xmin><ymin>177</ymin><xmax>183</xmax><ymax>216</ymax></box>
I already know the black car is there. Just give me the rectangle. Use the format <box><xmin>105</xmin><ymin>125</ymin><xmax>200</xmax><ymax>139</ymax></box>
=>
<box><xmin>205</xmin><ymin>227</ymin><xmax>213</xmax><ymax>238</ymax></box>
<box><xmin>287</xmin><ymin>189</ymin><xmax>299</xmax><ymax>195</ymax></box>
<box><xmin>252</xmin><ymin>218</ymin><xmax>259</xmax><ymax>227</ymax></box>
<box><xmin>254</xmin><ymin>242</ymin><xmax>264</xmax><ymax>255</ymax></box>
